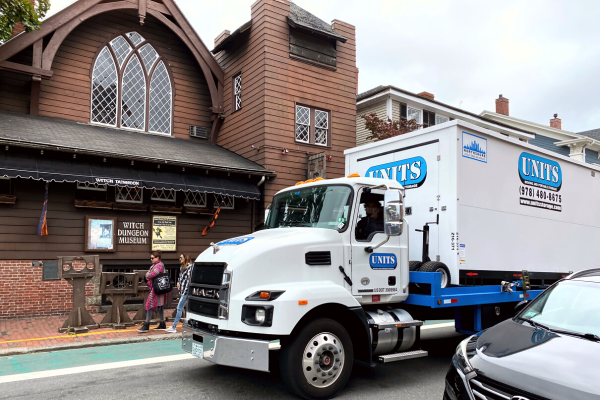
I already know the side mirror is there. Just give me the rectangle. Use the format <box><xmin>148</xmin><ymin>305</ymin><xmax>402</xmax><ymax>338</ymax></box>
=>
<box><xmin>384</xmin><ymin>190</ymin><xmax>404</xmax><ymax>236</ymax></box>
<box><xmin>514</xmin><ymin>300</ymin><xmax>528</xmax><ymax>316</ymax></box>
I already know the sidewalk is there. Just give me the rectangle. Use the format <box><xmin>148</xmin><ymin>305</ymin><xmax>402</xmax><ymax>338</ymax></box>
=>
<box><xmin>0</xmin><ymin>311</ymin><xmax>181</xmax><ymax>357</ymax></box>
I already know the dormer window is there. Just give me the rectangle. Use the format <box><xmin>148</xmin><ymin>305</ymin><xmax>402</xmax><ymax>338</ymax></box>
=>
<box><xmin>90</xmin><ymin>32</ymin><xmax>173</xmax><ymax>135</ymax></box>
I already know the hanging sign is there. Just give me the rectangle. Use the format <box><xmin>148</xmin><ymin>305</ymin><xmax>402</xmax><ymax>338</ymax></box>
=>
<box><xmin>152</xmin><ymin>215</ymin><xmax>177</xmax><ymax>251</ymax></box>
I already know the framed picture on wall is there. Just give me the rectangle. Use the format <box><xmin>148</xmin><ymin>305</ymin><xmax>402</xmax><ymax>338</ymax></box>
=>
<box><xmin>151</xmin><ymin>215</ymin><xmax>177</xmax><ymax>252</ymax></box>
<box><xmin>85</xmin><ymin>216</ymin><xmax>117</xmax><ymax>252</ymax></box>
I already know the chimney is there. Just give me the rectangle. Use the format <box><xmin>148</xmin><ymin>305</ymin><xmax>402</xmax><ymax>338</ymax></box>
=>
<box><xmin>418</xmin><ymin>91</ymin><xmax>434</xmax><ymax>100</ymax></box>
<box><xmin>214</xmin><ymin>30</ymin><xmax>231</xmax><ymax>47</ymax></box>
<box><xmin>550</xmin><ymin>113</ymin><xmax>562</xmax><ymax>130</ymax></box>
<box><xmin>11</xmin><ymin>0</ymin><xmax>35</xmax><ymax>37</ymax></box>
<box><xmin>495</xmin><ymin>94</ymin><xmax>509</xmax><ymax>116</ymax></box>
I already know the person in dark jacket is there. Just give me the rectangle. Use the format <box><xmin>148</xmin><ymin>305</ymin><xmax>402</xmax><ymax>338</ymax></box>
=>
<box><xmin>165</xmin><ymin>253</ymin><xmax>192</xmax><ymax>333</ymax></box>
<box><xmin>355</xmin><ymin>200</ymin><xmax>384</xmax><ymax>240</ymax></box>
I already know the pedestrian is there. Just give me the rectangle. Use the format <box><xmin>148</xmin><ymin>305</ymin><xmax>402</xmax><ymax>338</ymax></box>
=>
<box><xmin>166</xmin><ymin>253</ymin><xmax>192</xmax><ymax>333</ymax></box>
<box><xmin>138</xmin><ymin>250</ymin><xmax>168</xmax><ymax>332</ymax></box>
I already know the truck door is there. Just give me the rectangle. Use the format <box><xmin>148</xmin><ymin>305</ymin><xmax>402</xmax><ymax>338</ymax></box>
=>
<box><xmin>350</xmin><ymin>187</ymin><xmax>401</xmax><ymax>299</ymax></box>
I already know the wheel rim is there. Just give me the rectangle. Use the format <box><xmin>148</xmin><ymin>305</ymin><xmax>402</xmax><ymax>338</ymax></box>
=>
<box><xmin>436</xmin><ymin>267</ymin><xmax>448</xmax><ymax>287</ymax></box>
<box><xmin>302</xmin><ymin>332</ymin><xmax>345</xmax><ymax>388</ymax></box>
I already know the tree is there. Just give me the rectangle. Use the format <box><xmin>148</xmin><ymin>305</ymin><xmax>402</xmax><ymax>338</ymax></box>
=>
<box><xmin>360</xmin><ymin>112</ymin><xmax>422</xmax><ymax>142</ymax></box>
<box><xmin>0</xmin><ymin>0</ymin><xmax>51</xmax><ymax>44</ymax></box>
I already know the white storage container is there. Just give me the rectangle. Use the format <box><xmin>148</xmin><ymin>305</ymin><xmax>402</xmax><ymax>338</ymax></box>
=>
<box><xmin>345</xmin><ymin>120</ymin><xmax>600</xmax><ymax>285</ymax></box>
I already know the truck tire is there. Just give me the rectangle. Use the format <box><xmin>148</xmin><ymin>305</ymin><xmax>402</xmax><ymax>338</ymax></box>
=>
<box><xmin>280</xmin><ymin>318</ymin><xmax>354</xmax><ymax>400</ymax></box>
<box><xmin>409</xmin><ymin>261</ymin><xmax>422</xmax><ymax>271</ymax></box>
<box><xmin>419</xmin><ymin>261</ymin><xmax>451</xmax><ymax>288</ymax></box>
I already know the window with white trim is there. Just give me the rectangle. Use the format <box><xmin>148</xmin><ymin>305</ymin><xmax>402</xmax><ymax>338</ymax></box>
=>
<box><xmin>91</xmin><ymin>32</ymin><xmax>172</xmax><ymax>135</ymax></box>
<box><xmin>184</xmin><ymin>191</ymin><xmax>207</xmax><ymax>208</ymax></box>
<box><xmin>295</xmin><ymin>105</ymin><xmax>330</xmax><ymax>146</ymax></box>
<box><xmin>115</xmin><ymin>185</ymin><xmax>143</xmax><ymax>203</ymax></box>
<box><xmin>214</xmin><ymin>194</ymin><xmax>235</xmax><ymax>210</ymax></box>
<box><xmin>407</xmin><ymin>107</ymin><xmax>421</xmax><ymax>123</ymax></box>
<box><xmin>233</xmin><ymin>73</ymin><xmax>242</xmax><ymax>112</ymax></box>
<box><xmin>151</xmin><ymin>189</ymin><xmax>176</xmax><ymax>202</ymax></box>
<box><xmin>436</xmin><ymin>115</ymin><xmax>449</xmax><ymax>124</ymax></box>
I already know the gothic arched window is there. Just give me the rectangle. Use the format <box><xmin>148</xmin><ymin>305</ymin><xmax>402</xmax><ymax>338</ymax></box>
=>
<box><xmin>90</xmin><ymin>32</ymin><xmax>173</xmax><ymax>135</ymax></box>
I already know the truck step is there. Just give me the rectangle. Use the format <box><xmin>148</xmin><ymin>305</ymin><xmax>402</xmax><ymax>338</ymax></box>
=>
<box><xmin>377</xmin><ymin>350</ymin><xmax>428</xmax><ymax>363</ymax></box>
<box><xmin>370</xmin><ymin>320</ymin><xmax>424</xmax><ymax>329</ymax></box>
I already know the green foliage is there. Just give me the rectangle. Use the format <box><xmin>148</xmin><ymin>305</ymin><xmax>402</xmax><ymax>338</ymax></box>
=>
<box><xmin>0</xmin><ymin>0</ymin><xmax>51</xmax><ymax>44</ymax></box>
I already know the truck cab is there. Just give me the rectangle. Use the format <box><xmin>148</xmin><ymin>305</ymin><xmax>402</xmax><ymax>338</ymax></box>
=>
<box><xmin>182</xmin><ymin>176</ymin><xmax>422</xmax><ymax>399</ymax></box>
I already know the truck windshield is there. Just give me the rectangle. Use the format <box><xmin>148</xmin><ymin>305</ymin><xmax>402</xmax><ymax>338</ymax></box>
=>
<box><xmin>518</xmin><ymin>280</ymin><xmax>600</xmax><ymax>338</ymax></box>
<box><xmin>265</xmin><ymin>185</ymin><xmax>352</xmax><ymax>231</ymax></box>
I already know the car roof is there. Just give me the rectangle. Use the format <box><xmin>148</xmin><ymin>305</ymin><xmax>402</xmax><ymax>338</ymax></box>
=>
<box><xmin>567</xmin><ymin>269</ymin><xmax>600</xmax><ymax>283</ymax></box>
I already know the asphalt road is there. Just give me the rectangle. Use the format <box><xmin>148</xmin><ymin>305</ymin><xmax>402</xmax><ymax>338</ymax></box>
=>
<box><xmin>0</xmin><ymin>325</ymin><xmax>465</xmax><ymax>400</ymax></box>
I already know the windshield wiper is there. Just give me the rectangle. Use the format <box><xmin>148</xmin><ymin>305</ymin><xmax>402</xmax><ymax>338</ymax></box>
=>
<box><xmin>280</xmin><ymin>221</ymin><xmax>310</xmax><ymax>227</ymax></box>
<box><xmin>524</xmin><ymin>319</ymin><xmax>600</xmax><ymax>342</ymax></box>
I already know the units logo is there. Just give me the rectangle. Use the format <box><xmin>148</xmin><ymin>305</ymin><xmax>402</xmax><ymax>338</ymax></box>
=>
<box><xmin>217</xmin><ymin>237</ymin><xmax>255</xmax><ymax>245</ymax></box>
<box><xmin>518</xmin><ymin>152</ymin><xmax>563</xmax><ymax>212</ymax></box>
<box><xmin>361</xmin><ymin>277</ymin><xmax>370</xmax><ymax>286</ymax></box>
<box><xmin>364</xmin><ymin>156</ymin><xmax>427</xmax><ymax>189</ymax></box>
<box><xmin>369</xmin><ymin>253</ymin><xmax>397</xmax><ymax>269</ymax></box>
<box><xmin>462</xmin><ymin>131</ymin><xmax>487</xmax><ymax>163</ymax></box>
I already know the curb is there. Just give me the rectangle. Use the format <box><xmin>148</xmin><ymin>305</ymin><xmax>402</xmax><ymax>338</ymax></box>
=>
<box><xmin>0</xmin><ymin>333</ymin><xmax>181</xmax><ymax>357</ymax></box>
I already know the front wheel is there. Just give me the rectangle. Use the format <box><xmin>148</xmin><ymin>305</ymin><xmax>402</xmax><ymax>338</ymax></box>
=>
<box><xmin>280</xmin><ymin>318</ymin><xmax>354</xmax><ymax>399</ymax></box>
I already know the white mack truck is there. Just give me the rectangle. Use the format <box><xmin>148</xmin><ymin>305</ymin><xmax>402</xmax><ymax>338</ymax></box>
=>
<box><xmin>181</xmin><ymin>120</ymin><xmax>600</xmax><ymax>399</ymax></box>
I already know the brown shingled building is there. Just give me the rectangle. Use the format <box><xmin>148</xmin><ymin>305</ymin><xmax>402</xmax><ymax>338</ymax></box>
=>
<box><xmin>0</xmin><ymin>0</ymin><xmax>356</xmax><ymax>318</ymax></box>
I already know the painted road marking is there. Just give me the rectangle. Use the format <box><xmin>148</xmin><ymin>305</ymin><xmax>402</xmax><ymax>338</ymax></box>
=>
<box><xmin>422</xmin><ymin>322</ymin><xmax>454</xmax><ymax>330</ymax></box>
<box><xmin>0</xmin><ymin>353</ymin><xmax>195</xmax><ymax>384</ymax></box>
<box><xmin>0</xmin><ymin>328</ymin><xmax>142</xmax><ymax>344</ymax></box>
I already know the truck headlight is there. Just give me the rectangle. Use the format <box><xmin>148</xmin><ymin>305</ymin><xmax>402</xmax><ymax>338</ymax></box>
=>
<box><xmin>255</xmin><ymin>308</ymin><xmax>266</xmax><ymax>323</ymax></box>
<box><xmin>453</xmin><ymin>335</ymin><xmax>476</xmax><ymax>374</ymax></box>
<box><xmin>242</xmin><ymin>305</ymin><xmax>273</xmax><ymax>327</ymax></box>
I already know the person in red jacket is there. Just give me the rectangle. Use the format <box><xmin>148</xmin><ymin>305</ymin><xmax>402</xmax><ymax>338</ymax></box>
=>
<box><xmin>138</xmin><ymin>251</ymin><xmax>168</xmax><ymax>332</ymax></box>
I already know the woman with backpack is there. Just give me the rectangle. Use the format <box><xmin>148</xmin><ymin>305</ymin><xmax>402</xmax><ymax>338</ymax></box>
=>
<box><xmin>138</xmin><ymin>250</ymin><xmax>168</xmax><ymax>332</ymax></box>
<box><xmin>166</xmin><ymin>253</ymin><xmax>192</xmax><ymax>333</ymax></box>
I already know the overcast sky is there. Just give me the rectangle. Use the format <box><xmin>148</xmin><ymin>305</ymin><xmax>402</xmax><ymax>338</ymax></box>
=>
<box><xmin>47</xmin><ymin>0</ymin><xmax>600</xmax><ymax>132</ymax></box>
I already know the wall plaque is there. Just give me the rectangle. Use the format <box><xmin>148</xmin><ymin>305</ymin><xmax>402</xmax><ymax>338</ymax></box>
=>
<box><xmin>151</xmin><ymin>215</ymin><xmax>177</xmax><ymax>252</ymax></box>
<box><xmin>118</xmin><ymin>221</ymin><xmax>150</xmax><ymax>245</ymax></box>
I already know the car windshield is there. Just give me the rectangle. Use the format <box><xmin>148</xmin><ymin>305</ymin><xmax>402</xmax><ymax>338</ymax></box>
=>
<box><xmin>518</xmin><ymin>280</ymin><xmax>600</xmax><ymax>337</ymax></box>
<box><xmin>265</xmin><ymin>185</ymin><xmax>352</xmax><ymax>231</ymax></box>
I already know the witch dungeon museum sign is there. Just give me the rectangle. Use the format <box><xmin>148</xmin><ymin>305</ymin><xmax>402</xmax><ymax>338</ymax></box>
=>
<box><xmin>117</xmin><ymin>221</ymin><xmax>150</xmax><ymax>245</ymax></box>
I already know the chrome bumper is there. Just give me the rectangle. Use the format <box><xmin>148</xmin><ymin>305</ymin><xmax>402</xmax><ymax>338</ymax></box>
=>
<box><xmin>182</xmin><ymin>325</ymin><xmax>276</xmax><ymax>372</ymax></box>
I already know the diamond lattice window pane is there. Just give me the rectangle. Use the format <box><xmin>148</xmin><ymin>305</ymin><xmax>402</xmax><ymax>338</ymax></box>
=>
<box><xmin>184</xmin><ymin>191</ymin><xmax>207</xmax><ymax>208</ymax></box>
<box><xmin>91</xmin><ymin>46</ymin><xmax>118</xmax><ymax>126</ymax></box>
<box><xmin>214</xmin><ymin>194</ymin><xmax>234</xmax><ymax>209</ymax></box>
<box><xmin>315</xmin><ymin>128</ymin><xmax>327</xmax><ymax>145</ymax></box>
<box><xmin>295</xmin><ymin>124</ymin><xmax>309</xmax><ymax>143</ymax></box>
<box><xmin>116</xmin><ymin>185</ymin><xmax>143</xmax><ymax>203</ymax></box>
<box><xmin>149</xmin><ymin>61</ymin><xmax>172</xmax><ymax>135</ymax></box>
<box><xmin>151</xmin><ymin>188</ymin><xmax>176</xmax><ymax>202</ymax></box>
<box><xmin>121</xmin><ymin>55</ymin><xmax>146</xmax><ymax>131</ymax></box>
<box><xmin>126</xmin><ymin>32</ymin><xmax>145</xmax><ymax>47</ymax></box>
<box><xmin>296</xmin><ymin>105</ymin><xmax>310</xmax><ymax>125</ymax></box>
<box><xmin>109</xmin><ymin>36</ymin><xmax>132</xmax><ymax>67</ymax></box>
<box><xmin>77</xmin><ymin>182</ymin><xmax>107</xmax><ymax>191</ymax></box>
<box><xmin>139</xmin><ymin>43</ymin><xmax>159</xmax><ymax>72</ymax></box>
<box><xmin>233</xmin><ymin>74</ymin><xmax>242</xmax><ymax>111</ymax></box>
<box><xmin>315</xmin><ymin>110</ymin><xmax>328</xmax><ymax>129</ymax></box>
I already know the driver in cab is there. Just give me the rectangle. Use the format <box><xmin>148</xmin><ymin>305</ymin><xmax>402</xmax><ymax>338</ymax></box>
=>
<box><xmin>355</xmin><ymin>200</ymin><xmax>384</xmax><ymax>240</ymax></box>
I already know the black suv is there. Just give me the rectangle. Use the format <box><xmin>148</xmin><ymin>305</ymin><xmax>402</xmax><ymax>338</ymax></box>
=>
<box><xmin>444</xmin><ymin>269</ymin><xmax>600</xmax><ymax>400</ymax></box>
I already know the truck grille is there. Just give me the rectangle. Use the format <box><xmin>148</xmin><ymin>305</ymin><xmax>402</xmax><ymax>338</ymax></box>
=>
<box><xmin>188</xmin><ymin>299</ymin><xmax>220</xmax><ymax>317</ymax></box>
<box><xmin>469</xmin><ymin>377</ymin><xmax>549</xmax><ymax>400</ymax></box>
<box><xmin>188</xmin><ymin>262</ymin><xmax>229</xmax><ymax>320</ymax></box>
<box><xmin>191</xmin><ymin>262</ymin><xmax>226</xmax><ymax>285</ymax></box>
